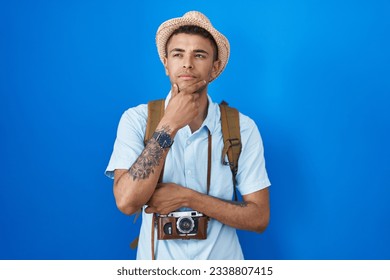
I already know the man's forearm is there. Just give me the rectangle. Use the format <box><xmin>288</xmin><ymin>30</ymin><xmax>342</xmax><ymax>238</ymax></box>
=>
<box><xmin>185</xmin><ymin>188</ymin><xmax>270</xmax><ymax>233</ymax></box>
<box><xmin>145</xmin><ymin>183</ymin><xmax>270</xmax><ymax>232</ymax></box>
<box><xmin>114</xmin><ymin>126</ymin><xmax>174</xmax><ymax>215</ymax></box>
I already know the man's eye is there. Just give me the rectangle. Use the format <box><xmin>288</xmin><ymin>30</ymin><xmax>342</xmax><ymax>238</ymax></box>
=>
<box><xmin>173</xmin><ymin>53</ymin><xmax>182</xmax><ymax>57</ymax></box>
<box><xmin>195</xmin><ymin>54</ymin><xmax>205</xmax><ymax>58</ymax></box>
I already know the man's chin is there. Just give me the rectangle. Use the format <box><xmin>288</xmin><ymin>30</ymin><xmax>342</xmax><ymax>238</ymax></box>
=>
<box><xmin>177</xmin><ymin>80</ymin><xmax>197</xmax><ymax>89</ymax></box>
<box><xmin>176</xmin><ymin>80</ymin><xmax>207</xmax><ymax>93</ymax></box>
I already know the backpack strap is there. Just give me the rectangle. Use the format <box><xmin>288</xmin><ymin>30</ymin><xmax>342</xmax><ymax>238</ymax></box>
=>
<box><xmin>145</xmin><ymin>99</ymin><xmax>166</xmax><ymax>184</ymax></box>
<box><xmin>147</xmin><ymin>99</ymin><xmax>166</xmax><ymax>260</ymax></box>
<box><xmin>144</xmin><ymin>99</ymin><xmax>165</xmax><ymax>144</ymax></box>
<box><xmin>219</xmin><ymin>101</ymin><xmax>242</xmax><ymax>201</ymax></box>
<box><xmin>130</xmin><ymin>99</ymin><xmax>165</xmax><ymax>253</ymax></box>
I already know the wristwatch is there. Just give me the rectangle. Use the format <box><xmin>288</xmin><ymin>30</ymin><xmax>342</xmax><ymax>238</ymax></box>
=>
<box><xmin>152</xmin><ymin>131</ymin><xmax>174</xmax><ymax>149</ymax></box>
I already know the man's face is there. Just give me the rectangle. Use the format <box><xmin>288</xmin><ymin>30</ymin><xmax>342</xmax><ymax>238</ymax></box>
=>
<box><xmin>163</xmin><ymin>33</ymin><xmax>221</xmax><ymax>93</ymax></box>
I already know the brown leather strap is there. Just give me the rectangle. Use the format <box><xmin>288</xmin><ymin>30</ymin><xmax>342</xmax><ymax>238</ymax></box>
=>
<box><xmin>207</xmin><ymin>130</ymin><xmax>212</xmax><ymax>195</ymax></box>
<box><xmin>147</xmin><ymin>99</ymin><xmax>165</xmax><ymax>189</ymax></box>
<box><xmin>219</xmin><ymin>103</ymin><xmax>241</xmax><ymax>201</ymax></box>
<box><xmin>151</xmin><ymin>213</ymin><xmax>156</xmax><ymax>260</ymax></box>
<box><xmin>146</xmin><ymin>100</ymin><xmax>165</xmax><ymax>260</ymax></box>
<box><xmin>132</xmin><ymin>100</ymin><xmax>165</xmax><ymax>252</ymax></box>
<box><xmin>129</xmin><ymin>236</ymin><xmax>139</xmax><ymax>250</ymax></box>
<box><xmin>145</xmin><ymin>99</ymin><xmax>165</xmax><ymax>145</ymax></box>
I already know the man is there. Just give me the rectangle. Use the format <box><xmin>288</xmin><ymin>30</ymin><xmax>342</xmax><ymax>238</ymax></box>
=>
<box><xmin>105</xmin><ymin>11</ymin><xmax>271</xmax><ymax>259</ymax></box>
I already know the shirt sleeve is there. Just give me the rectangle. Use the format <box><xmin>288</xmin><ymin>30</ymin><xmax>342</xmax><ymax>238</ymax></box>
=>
<box><xmin>235</xmin><ymin>114</ymin><xmax>271</xmax><ymax>195</ymax></box>
<box><xmin>105</xmin><ymin>104</ymin><xmax>147</xmax><ymax>179</ymax></box>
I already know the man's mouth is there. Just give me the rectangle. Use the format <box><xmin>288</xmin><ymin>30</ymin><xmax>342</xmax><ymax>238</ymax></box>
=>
<box><xmin>178</xmin><ymin>74</ymin><xmax>197</xmax><ymax>81</ymax></box>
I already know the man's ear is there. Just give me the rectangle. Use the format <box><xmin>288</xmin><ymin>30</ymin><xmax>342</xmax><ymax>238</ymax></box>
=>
<box><xmin>210</xmin><ymin>60</ymin><xmax>222</xmax><ymax>80</ymax></box>
<box><xmin>163</xmin><ymin>57</ymin><xmax>169</xmax><ymax>76</ymax></box>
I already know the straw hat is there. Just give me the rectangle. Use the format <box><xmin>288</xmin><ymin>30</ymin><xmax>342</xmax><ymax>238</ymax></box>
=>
<box><xmin>156</xmin><ymin>11</ymin><xmax>230</xmax><ymax>81</ymax></box>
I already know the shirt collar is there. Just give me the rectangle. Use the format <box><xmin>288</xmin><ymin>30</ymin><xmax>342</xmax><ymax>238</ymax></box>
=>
<box><xmin>164</xmin><ymin>91</ymin><xmax>219</xmax><ymax>135</ymax></box>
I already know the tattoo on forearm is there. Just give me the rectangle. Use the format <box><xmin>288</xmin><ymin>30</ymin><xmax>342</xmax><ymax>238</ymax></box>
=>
<box><xmin>128</xmin><ymin>126</ymin><xmax>171</xmax><ymax>181</ymax></box>
<box><xmin>129</xmin><ymin>138</ymin><xmax>163</xmax><ymax>180</ymax></box>
<box><xmin>159</xmin><ymin>125</ymin><xmax>172</xmax><ymax>135</ymax></box>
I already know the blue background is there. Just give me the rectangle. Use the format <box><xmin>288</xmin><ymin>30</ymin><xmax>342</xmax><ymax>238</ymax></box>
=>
<box><xmin>1</xmin><ymin>0</ymin><xmax>389</xmax><ymax>260</ymax></box>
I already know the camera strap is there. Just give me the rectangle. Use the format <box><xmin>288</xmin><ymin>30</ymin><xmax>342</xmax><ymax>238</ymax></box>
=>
<box><xmin>151</xmin><ymin>130</ymin><xmax>212</xmax><ymax>260</ymax></box>
<box><xmin>206</xmin><ymin>129</ymin><xmax>212</xmax><ymax>195</ymax></box>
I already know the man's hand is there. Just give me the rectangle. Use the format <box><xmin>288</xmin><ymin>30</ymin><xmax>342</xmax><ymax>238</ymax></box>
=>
<box><xmin>161</xmin><ymin>80</ymin><xmax>207</xmax><ymax>132</ymax></box>
<box><xmin>145</xmin><ymin>183</ymin><xmax>190</xmax><ymax>215</ymax></box>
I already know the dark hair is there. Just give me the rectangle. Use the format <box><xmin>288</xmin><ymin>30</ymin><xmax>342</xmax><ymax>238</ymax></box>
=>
<box><xmin>165</xmin><ymin>25</ymin><xmax>218</xmax><ymax>61</ymax></box>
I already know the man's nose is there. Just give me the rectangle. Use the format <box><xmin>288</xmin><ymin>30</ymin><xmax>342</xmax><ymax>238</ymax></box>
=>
<box><xmin>182</xmin><ymin>56</ymin><xmax>193</xmax><ymax>69</ymax></box>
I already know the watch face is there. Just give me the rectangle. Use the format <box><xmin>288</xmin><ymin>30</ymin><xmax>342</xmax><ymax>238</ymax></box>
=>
<box><xmin>154</xmin><ymin>131</ymin><xmax>173</xmax><ymax>148</ymax></box>
<box><xmin>159</xmin><ymin>133</ymin><xmax>172</xmax><ymax>148</ymax></box>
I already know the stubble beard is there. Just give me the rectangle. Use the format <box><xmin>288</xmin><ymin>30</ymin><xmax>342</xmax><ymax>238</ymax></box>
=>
<box><xmin>175</xmin><ymin>79</ymin><xmax>208</xmax><ymax>95</ymax></box>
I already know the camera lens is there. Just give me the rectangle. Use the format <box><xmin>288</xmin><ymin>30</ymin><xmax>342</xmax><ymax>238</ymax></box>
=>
<box><xmin>177</xmin><ymin>217</ymin><xmax>195</xmax><ymax>234</ymax></box>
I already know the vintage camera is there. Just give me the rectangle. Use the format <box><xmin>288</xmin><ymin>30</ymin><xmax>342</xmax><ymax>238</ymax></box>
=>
<box><xmin>157</xmin><ymin>211</ymin><xmax>208</xmax><ymax>240</ymax></box>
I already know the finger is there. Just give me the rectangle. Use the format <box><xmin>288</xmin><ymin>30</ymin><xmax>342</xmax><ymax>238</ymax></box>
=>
<box><xmin>144</xmin><ymin>206</ymin><xmax>156</xmax><ymax>214</ymax></box>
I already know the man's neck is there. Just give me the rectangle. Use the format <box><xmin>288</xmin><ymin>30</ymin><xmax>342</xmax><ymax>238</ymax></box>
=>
<box><xmin>189</xmin><ymin>92</ymin><xmax>209</xmax><ymax>133</ymax></box>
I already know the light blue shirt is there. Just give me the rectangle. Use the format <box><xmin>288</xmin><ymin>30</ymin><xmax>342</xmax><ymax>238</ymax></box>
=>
<box><xmin>105</xmin><ymin>93</ymin><xmax>271</xmax><ymax>259</ymax></box>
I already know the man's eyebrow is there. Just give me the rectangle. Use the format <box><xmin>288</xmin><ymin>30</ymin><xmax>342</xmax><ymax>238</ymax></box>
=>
<box><xmin>169</xmin><ymin>48</ymin><xmax>209</xmax><ymax>55</ymax></box>
<box><xmin>169</xmin><ymin>48</ymin><xmax>185</xmax><ymax>53</ymax></box>
<box><xmin>193</xmin><ymin>49</ymin><xmax>209</xmax><ymax>55</ymax></box>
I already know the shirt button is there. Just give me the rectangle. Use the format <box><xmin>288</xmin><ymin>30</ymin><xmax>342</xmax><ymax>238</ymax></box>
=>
<box><xmin>187</xmin><ymin>170</ymin><xmax>192</xmax><ymax>175</ymax></box>
<box><xmin>186</xmin><ymin>140</ymin><xmax>191</xmax><ymax>145</ymax></box>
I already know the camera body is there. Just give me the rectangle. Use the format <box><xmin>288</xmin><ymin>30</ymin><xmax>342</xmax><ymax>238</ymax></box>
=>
<box><xmin>157</xmin><ymin>211</ymin><xmax>208</xmax><ymax>240</ymax></box>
